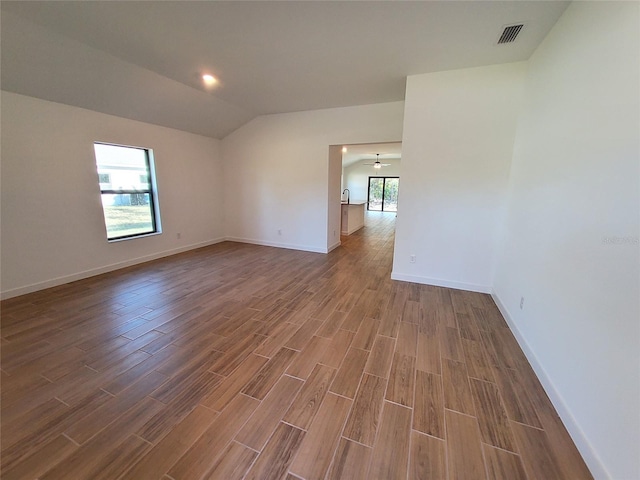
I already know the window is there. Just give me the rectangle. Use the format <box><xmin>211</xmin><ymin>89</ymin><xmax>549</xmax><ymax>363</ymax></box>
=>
<box><xmin>93</xmin><ymin>143</ymin><xmax>161</xmax><ymax>241</ymax></box>
<box><xmin>367</xmin><ymin>176</ymin><xmax>399</xmax><ymax>212</ymax></box>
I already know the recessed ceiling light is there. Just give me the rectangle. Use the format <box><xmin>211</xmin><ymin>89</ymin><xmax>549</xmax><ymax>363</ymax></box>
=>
<box><xmin>202</xmin><ymin>74</ymin><xmax>217</xmax><ymax>86</ymax></box>
<box><xmin>342</xmin><ymin>146</ymin><xmax>348</xmax><ymax>153</ymax></box>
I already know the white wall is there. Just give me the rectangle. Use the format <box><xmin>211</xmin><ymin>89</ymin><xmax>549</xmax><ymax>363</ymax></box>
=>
<box><xmin>1</xmin><ymin>92</ymin><xmax>224</xmax><ymax>299</ymax></box>
<box><xmin>343</xmin><ymin>158</ymin><xmax>401</xmax><ymax>204</ymax></box>
<box><xmin>327</xmin><ymin>145</ymin><xmax>343</xmax><ymax>251</ymax></box>
<box><xmin>221</xmin><ymin>102</ymin><xmax>404</xmax><ymax>253</ymax></box>
<box><xmin>492</xmin><ymin>3</ymin><xmax>640</xmax><ymax>478</ymax></box>
<box><xmin>392</xmin><ymin>62</ymin><xmax>526</xmax><ymax>292</ymax></box>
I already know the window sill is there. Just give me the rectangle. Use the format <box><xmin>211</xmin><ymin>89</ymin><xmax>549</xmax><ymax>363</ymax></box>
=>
<box><xmin>107</xmin><ymin>231</ymin><xmax>162</xmax><ymax>243</ymax></box>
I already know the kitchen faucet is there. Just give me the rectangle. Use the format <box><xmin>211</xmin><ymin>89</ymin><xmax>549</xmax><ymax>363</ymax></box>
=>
<box><xmin>342</xmin><ymin>189</ymin><xmax>350</xmax><ymax>204</ymax></box>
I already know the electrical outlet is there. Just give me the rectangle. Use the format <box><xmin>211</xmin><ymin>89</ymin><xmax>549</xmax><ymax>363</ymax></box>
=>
<box><xmin>410</xmin><ymin>254</ymin><xmax>416</xmax><ymax>263</ymax></box>
<box><xmin>333</xmin><ymin>230</ymin><xmax>336</xmax><ymax>238</ymax></box>
<box><xmin>277</xmin><ymin>229</ymin><xmax>282</xmax><ymax>236</ymax></box>
<box><xmin>520</xmin><ymin>296</ymin><xmax>525</xmax><ymax>310</ymax></box>
<box><xmin>176</xmin><ymin>232</ymin><xmax>181</xmax><ymax>239</ymax></box>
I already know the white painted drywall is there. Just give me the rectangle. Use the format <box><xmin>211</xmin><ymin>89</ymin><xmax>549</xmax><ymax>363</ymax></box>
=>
<box><xmin>343</xmin><ymin>158</ymin><xmax>401</xmax><ymax>204</ymax></box>
<box><xmin>492</xmin><ymin>3</ymin><xmax>640</xmax><ymax>478</ymax></box>
<box><xmin>221</xmin><ymin>102</ymin><xmax>404</xmax><ymax>253</ymax></box>
<box><xmin>327</xmin><ymin>145</ymin><xmax>343</xmax><ymax>251</ymax></box>
<box><xmin>1</xmin><ymin>92</ymin><xmax>224</xmax><ymax>298</ymax></box>
<box><xmin>392</xmin><ymin>62</ymin><xmax>526</xmax><ymax>292</ymax></box>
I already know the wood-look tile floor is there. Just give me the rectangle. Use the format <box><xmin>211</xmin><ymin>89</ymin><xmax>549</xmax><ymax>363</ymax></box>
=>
<box><xmin>1</xmin><ymin>212</ymin><xmax>593</xmax><ymax>480</ymax></box>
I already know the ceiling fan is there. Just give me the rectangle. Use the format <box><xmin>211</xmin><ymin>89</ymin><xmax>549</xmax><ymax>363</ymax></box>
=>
<box><xmin>363</xmin><ymin>154</ymin><xmax>391</xmax><ymax>169</ymax></box>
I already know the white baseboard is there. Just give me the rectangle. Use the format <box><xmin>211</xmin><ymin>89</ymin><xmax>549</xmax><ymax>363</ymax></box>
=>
<box><xmin>491</xmin><ymin>292</ymin><xmax>608</xmax><ymax>480</ymax></box>
<box><xmin>345</xmin><ymin>224</ymin><xmax>364</xmax><ymax>235</ymax></box>
<box><xmin>225</xmin><ymin>236</ymin><xmax>327</xmax><ymax>254</ymax></box>
<box><xmin>390</xmin><ymin>271</ymin><xmax>491</xmax><ymax>294</ymax></box>
<box><xmin>327</xmin><ymin>241</ymin><xmax>341</xmax><ymax>253</ymax></box>
<box><xmin>1</xmin><ymin>238</ymin><xmax>226</xmax><ymax>300</ymax></box>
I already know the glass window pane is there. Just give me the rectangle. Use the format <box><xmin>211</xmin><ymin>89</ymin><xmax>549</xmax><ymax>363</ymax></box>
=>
<box><xmin>94</xmin><ymin>142</ymin><xmax>159</xmax><ymax>241</ymax></box>
<box><xmin>383</xmin><ymin>178</ymin><xmax>399</xmax><ymax>212</ymax></box>
<box><xmin>94</xmin><ymin>143</ymin><xmax>150</xmax><ymax>191</ymax></box>
<box><xmin>368</xmin><ymin>178</ymin><xmax>383</xmax><ymax>211</ymax></box>
<box><xmin>101</xmin><ymin>193</ymin><xmax>154</xmax><ymax>239</ymax></box>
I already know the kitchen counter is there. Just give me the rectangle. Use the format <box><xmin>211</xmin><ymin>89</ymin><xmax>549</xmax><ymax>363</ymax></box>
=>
<box><xmin>341</xmin><ymin>202</ymin><xmax>365</xmax><ymax>235</ymax></box>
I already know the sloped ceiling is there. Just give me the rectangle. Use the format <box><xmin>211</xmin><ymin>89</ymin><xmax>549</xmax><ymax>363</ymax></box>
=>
<box><xmin>1</xmin><ymin>1</ymin><xmax>569</xmax><ymax>139</ymax></box>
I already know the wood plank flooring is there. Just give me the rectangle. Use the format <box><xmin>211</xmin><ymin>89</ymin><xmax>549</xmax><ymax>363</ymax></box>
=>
<box><xmin>1</xmin><ymin>212</ymin><xmax>593</xmax><ymax>479</ymax></box>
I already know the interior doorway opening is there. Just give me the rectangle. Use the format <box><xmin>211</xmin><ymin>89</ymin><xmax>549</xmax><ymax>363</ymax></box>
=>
<box><xmin>327</xmin><ymin>141</ymin><xmax>402</xmax><ymax>253</ymax></box>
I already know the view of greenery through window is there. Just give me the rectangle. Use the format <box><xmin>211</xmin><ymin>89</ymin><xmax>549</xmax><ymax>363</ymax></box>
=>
<box><xmin>94</xmin><ymin>143</ymin><xmax>158</xmax><ymax>240</ymax></box>
<box><xmin>368</xmin><ymin>177</ymin><xmax>399</xmax><ymax>212</ymax></box>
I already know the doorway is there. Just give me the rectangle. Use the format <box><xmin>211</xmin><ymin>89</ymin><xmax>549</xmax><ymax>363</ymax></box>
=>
<box><xmin>327</xmin><ymin>141</ymin><xmax>402</xmax><ymax>253</ymax></box>
<box><xmin>367</xmin><ymin>176</ymin><xmax>399</xmax><ymax>212</ymax></box>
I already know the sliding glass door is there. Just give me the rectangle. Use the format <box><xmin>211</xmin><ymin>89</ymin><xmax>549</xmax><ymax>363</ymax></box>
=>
<box><xmin>368</xmin><ymin>176</ymin><xmax>399</xmax><ymax>212</ymax></box>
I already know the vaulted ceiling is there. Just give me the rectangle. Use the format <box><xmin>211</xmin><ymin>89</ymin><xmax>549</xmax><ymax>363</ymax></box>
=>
<box><xmin>342</xmin><ymin>142</ymin><xmax>403</xmax><ymax>168</ymax></box>
<box><xmin>1</xmin><ymin>1</ymin><xmax>569</xmax><ymax>139</ymax></box>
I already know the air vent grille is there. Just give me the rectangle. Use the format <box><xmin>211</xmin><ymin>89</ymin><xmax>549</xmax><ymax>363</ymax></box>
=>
<box><xmin>498</xmin><ymin>24</ymin><xmax>523</xmax><ymax>44</ymax></box>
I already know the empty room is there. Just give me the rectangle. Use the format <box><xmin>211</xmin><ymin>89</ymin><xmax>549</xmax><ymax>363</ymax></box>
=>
<box><xmin>1</xmin><ymin>1</ymin><xmax>638</xmax><ymax>479</ymax></box>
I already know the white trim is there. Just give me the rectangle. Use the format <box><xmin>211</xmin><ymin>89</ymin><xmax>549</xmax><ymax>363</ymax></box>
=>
<box><xmin>225</xmin><ymin>236</ymin><xmax>327</xmax><ymax>254</ymax></box>
<box><xmin>1</xmin><ymin>238</ymin><xmax>225</xmax><ymax>300</ymax></box>
<box><xmin>491</xmin><ymin>291</ymin><xmax>608</xmax><ymax>480</ymax></box>
<box><xmin>390</xmin><ymin>271</ymin><xmax>491</xmax><ymax>294</ymax></box>
<box><xmin>107</xmin><ymin>230</ymin><xmax>162</xmax><ymax>243</ymax></box>
<box><xmin>327</xmin><ymin>241</ymin><xmax>341</xmax><ymax>253</ymax></box>
<box><xmin>343</xmin><ymin>224</ymin><xmax>364</xmax><ymax>236</ymax></box>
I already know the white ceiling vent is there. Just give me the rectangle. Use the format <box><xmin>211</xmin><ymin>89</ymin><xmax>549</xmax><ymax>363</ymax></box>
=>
<box><xmin>497</xmin><ymin>24</ymin><xmax>524</xmax><ymax>44</ymax></box>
